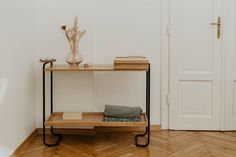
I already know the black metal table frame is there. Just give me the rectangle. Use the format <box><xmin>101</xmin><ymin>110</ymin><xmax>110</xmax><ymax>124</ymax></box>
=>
<box><xmin>42</xmin><ymin>61</ymin><xmax>150</xmax><ymax>147</ymax></box>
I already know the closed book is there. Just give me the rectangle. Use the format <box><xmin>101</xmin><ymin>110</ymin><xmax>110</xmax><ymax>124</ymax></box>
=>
<box><xmin>114</xmin><ymin>63</ymin><xmax>148</xmax><ymax>70</ymax></box>
<box><xmin>114</xmin><ymin>56</ymin><xmax>149</xmax><ymax>64</ymax></box>
<box><xmin>63</xmin><ymin>112</ymin><xmax>82</xmax><ymax>120</ymax></box>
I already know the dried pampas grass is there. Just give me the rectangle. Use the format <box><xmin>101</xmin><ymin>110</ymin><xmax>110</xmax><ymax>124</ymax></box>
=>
<box><xmin>61</xmin><ymin>15</ymin><xmax>86</xmax><ymax>55</ymax></box>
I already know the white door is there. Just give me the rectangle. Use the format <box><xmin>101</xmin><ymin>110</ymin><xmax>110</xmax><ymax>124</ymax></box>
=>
<box><xmin>225</xmin><ymin>0</ymin><xmax>236</xmax><ymax>130</ymax></box>
<box><xmin>169</xmin><ymin>0</ymin><xmax>222</xmax><ymax>130</ymax></box>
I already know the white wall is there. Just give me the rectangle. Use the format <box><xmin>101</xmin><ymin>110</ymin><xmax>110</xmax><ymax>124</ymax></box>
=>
<box><xmin>94</xmin><ymin>0</ymin><xmax>161</xmax><ymax>124</ymax></box>
<box><xmin>0</xmin><ymin>0</ymin><xmax>36</xmax><ymax>156</ymax></box>
<box><xmin>35</xmin><ymin>0</ymin><xmax>161</xmax><ymax>127</ymax></box>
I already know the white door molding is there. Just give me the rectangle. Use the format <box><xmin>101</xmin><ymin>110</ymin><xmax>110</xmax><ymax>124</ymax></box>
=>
<box><xmin>160</xmin><ymin>0</ymin><xmax>170</xmax><ymax>129</ymax></box>
<box><xmin>220</xmin><ymin>0</ymin><xmax>227</xmax><ymax>131</ymax></box>
<box><xmin>224</xmin><ymin>0</ymin><xmax>236</xmax><ymax>130</ymax></box>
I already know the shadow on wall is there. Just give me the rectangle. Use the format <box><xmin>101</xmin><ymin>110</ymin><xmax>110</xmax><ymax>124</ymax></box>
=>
<box><xmin>0</xmin><ymin>78</ymin><xmax>8</xmax><ymax>105</ymax></box>
<box><xmin>0</xmin><ymin>145</ymin><xmax>9</xmax><ymax>157</ymax></box>
<box><xmin>0</xmin><ymin>78</ymin><xmax>9</xmax><ymax>157</ymax></box>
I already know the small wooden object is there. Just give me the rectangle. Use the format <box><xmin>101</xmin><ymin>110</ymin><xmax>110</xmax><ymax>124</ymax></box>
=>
<box><xmin>84</xmin><ymin>63</ymin><xmax>90</xmax><ymax>68</ymax></box>
<box><xmin>114</xmin><ymin>56</ymin><xmax>149</xmax><ymax>70</ymax></box>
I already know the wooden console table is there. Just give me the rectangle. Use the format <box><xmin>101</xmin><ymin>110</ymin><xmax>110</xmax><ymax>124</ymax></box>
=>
<box><xmin>40</xmin><ymin>61</ymin><xmax>150</xmax><ymax>147</ymax></box>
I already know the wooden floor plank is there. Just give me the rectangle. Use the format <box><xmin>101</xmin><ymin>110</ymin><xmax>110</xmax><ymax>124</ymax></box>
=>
<box><xmin>12</xmin><ymin>131</ymin><xmax>236</xmax><ymax>157</ymax></box>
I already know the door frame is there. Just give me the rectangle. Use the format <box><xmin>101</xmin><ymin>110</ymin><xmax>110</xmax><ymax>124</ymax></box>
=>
<box><xmin>160</xmin><ymin>0</ymin><xmax>170</xmax><ymax>130</ymax></box>
<box><xmin>160</xmin><ymin>0</ymin><xmax>227</xmax><ymax>130</ymax></box>
<box><xmin>222</xmin><ymin>0</ymin><xmax>236</xmax><ymax>130</ymax></box>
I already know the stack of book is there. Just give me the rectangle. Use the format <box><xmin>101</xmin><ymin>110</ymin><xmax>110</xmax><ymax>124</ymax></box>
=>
<box><xmin>114</xmin><ymin>56</ymin><xmax>149</xmax><ymax>70</ymax></box>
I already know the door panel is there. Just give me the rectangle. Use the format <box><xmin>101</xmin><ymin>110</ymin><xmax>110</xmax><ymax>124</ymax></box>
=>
<box><xmin>169</xmin><ymin>0</ymin><xmax>222</xmax><ymax>130</ymax></box>
<box><xmin>180</xmin><ymin>1</ymin><xmax>214</xmax><ymax>72</ymax></box>
<box><xmin>179</xmin><ymin>81</ymin><xmax>213</xmax><ymax>117</ymax></box>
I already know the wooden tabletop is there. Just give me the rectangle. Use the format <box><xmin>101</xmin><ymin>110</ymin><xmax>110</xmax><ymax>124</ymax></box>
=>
<box><xmin>45</xmin><ymin>64</ymin><xmax>149</xmax><ymax>71</ymax></box>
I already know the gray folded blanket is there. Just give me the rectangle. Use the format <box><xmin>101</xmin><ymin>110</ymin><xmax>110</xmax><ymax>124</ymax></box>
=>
<box><xmin>104</xmin><ymin>105</ymin><xmax>142</xmax><ymax>118</ymax></box>
<box><xmin>104</xmin><ymin>117</ymin><xmax>141</xmax><ymax>122</ymax></box>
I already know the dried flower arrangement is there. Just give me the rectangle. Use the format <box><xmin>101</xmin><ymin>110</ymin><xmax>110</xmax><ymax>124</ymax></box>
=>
<box><xmin>61</xmin><ymin>15</ymin><xmax>86</xmax><ymax>65</ymax></box>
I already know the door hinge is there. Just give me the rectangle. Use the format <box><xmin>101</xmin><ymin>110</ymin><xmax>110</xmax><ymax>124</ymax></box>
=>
<box><xmin>166</xmin><ymin>94</ymin><xmax>170</xmax><ymax>105</ymax></box>
<box><xmin>166</xmin><ymin>25</ymin><xmax>171</xmax><ymax>35</ymax></box>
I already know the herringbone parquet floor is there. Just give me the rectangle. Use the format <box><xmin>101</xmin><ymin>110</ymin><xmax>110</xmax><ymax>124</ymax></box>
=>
<box><xmin>14</xmin><ymin>131</ymin><xmax>236</xmax><ymax>157</ymax></box>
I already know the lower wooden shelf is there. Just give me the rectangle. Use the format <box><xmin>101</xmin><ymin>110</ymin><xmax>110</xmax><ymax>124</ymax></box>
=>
<box><xmin>45</xmin><ymin>112</ymin><xmax>148</xmax><ymax>127</ymax></box>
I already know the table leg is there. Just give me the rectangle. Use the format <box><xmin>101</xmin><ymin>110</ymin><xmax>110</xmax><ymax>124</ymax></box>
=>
<box><xmin>135</xmin><ymin>64</ymin><xmax>150</xmax><ymax>147</ymax></box>
<box><xmin>42</xmin><ymin>62</ymin><xmax>62</xmax><ymax>146</ymax></box>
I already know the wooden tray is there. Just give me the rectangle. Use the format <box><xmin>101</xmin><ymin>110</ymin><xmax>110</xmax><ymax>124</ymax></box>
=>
<box><xmin>45</xmin><ymin>112</ymin><xmax>148</xmax><ymax>127</ymax></box>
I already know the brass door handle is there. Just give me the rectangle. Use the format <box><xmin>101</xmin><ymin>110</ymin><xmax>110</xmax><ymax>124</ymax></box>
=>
<box><xmin>211</xmin><ymin>17</ymin><xmax>221</xmax><ymax>39</ymax></box>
